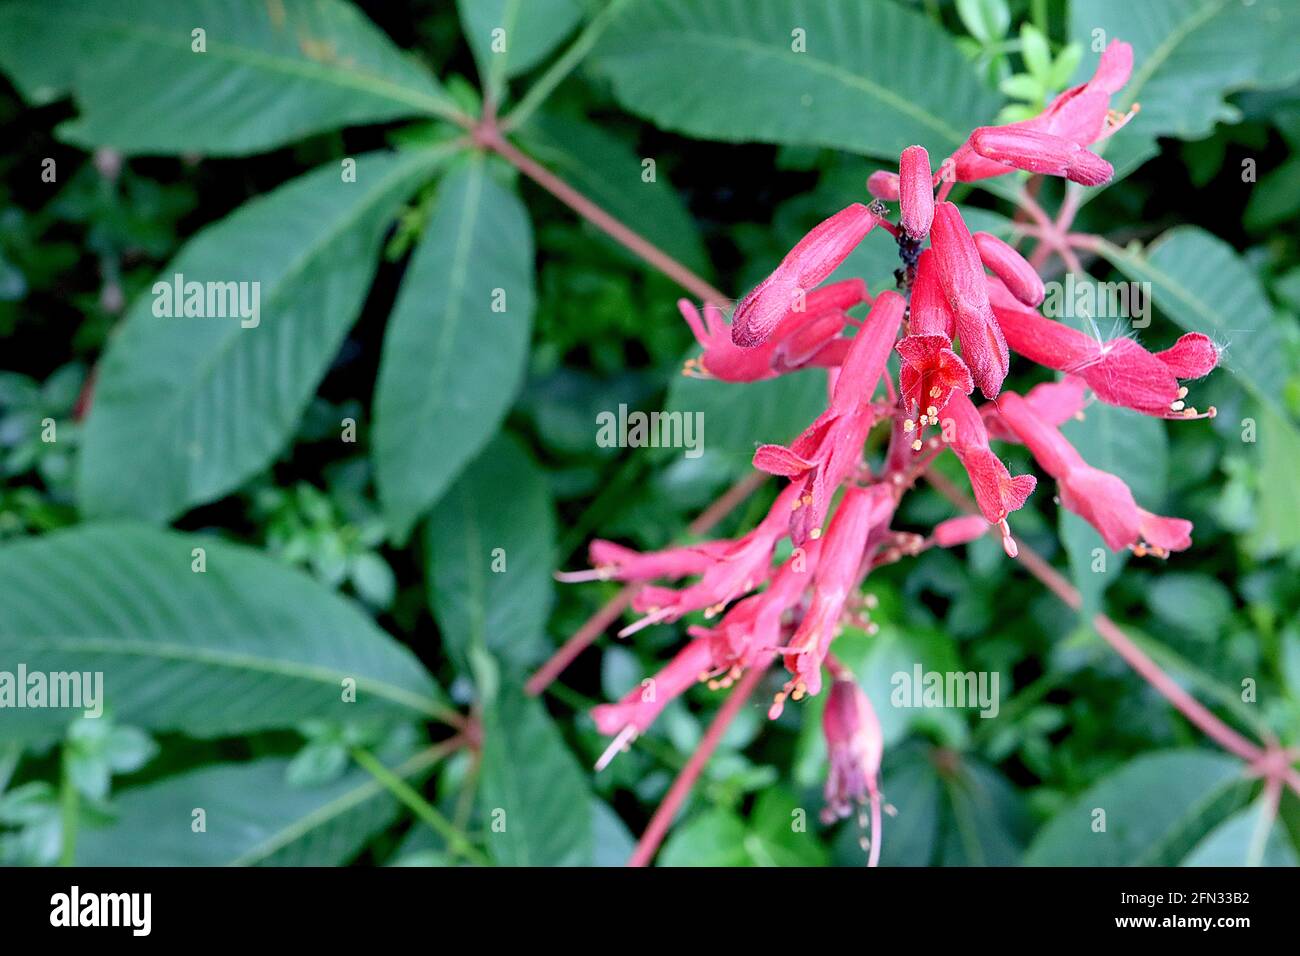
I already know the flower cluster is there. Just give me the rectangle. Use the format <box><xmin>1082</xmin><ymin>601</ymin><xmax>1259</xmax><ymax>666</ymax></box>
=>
<box><xmin>559</xmin><ymin>40</ymin><xmax>1221</xmax><ymax>864</ymax></box>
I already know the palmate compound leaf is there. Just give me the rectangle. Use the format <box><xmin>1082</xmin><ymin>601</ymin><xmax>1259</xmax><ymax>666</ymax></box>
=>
<box><xmin>592</xmin><ymin>0</ymin><xmax>1001</xmax><ymax>160</ymax></box>
<box><xmin>373</xmin><ymin>155</ymin><xmax>536</xmax><ymax>542</ymax></box>
<box><xmin>0</xmin><ymin>524</ymin><xmax>446</xmax><ymax>747</ymax></box>
<box><xmin>0</xmin><ymin>0</ymin><xmax>459</xmax><ymax>156</ymax></box>
<box><xmin>1023</xmin><ymin>750</ymin><xmax>1250</xmax><ymax>865</ymax></box>
<box><xmin>78</xmin><ymin>147</ymin><xmax>453</xmax><ymax>524</ymax></box>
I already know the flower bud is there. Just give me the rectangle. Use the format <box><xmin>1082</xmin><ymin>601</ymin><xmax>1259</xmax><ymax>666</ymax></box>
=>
<box><xmin>973</xmin><ymin>232</ymin><xmax>1044</xmax><ymax>306</ymax></box>
<box><xmin>899</xmin><ymin>145</ymin><xmax>934</xmax><ymax>238</ymax></box>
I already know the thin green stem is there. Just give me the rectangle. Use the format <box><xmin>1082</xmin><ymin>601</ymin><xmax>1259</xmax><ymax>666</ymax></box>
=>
<box><xmin>59</xmin><ymin>748</ymin><xmax>78</xmax><ymax>867</ymax></box>
<box><xmin>351</xmin><ymin>743</ymin><xmax>491</xmax><ymax>867</ymax></box>
<box><xmin>1031</xmin><ymin>0</ymin><xmax>1049</xmax><ymax>37</ymax></box>
<box><xmin>501</xmin><ymin>0</ymin><xmax>632</xmax><ymax>132</ymax></box>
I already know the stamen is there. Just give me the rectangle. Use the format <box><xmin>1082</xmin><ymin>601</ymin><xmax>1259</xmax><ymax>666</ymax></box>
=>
<box><xmin>618</xmin><ymin>605</ymin><xmax>674</xmax><ymax>638</ymax></box>
<box><xmin>594</xmin><ymin>724</ymin><xmax>639</xmax><ymax>772</ymax></box>
<box><xmin>911</xmin><ymin>439</ymin><xmax>923</xmax><ymax>451</ymax></box>
<box><xmin>768</xmin><ymin>691</ymin><xmax>788</xmax><ymax>720</ymax></box>
<box><xmin>553</xmin><ymin>567</ymin><xmax>612</xmax><ymax>583</ymax></box>
<box><xmin>998</xmin><ymin>518</ymin><xmax>1018</xmax><ymax>558</ymax></box>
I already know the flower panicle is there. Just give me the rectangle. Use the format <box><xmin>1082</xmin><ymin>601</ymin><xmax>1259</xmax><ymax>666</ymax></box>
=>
<box><xmin>556</xmin><ymin>35</ymin><xmax>1220</xmax><ymax>860</ymax></box>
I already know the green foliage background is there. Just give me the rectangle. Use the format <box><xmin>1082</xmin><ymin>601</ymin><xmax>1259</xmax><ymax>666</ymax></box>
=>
<box><xmin>1</xmin><ymin>0</ymin><xmax>1298</xmax><ymax>867</ymax></box>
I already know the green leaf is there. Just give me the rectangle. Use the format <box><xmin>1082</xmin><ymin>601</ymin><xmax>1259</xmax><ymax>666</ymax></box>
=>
<box><xmin>746</xmin><ymin>789</ymin><xmax>830</xmax><ymax>866</ymax></box>
<box><xmin>1146</xmin><ymin>572</ymin><xmax>1234</xmax><ymax>637</ymax></box>
<box><xmin>955</xmin><ymin>0</ymin><xmax>1010</xmax><ymax>44</ymax></box>
<box><xmin>374</xmin><ymin>156</ymin><xmax>535</xmax><ymax>541</ymax></box>
<box><xmin>0</xmin><ymin>524</ymin><xmax>445</xmax><ymax>744</ymax></box>
<box><xmin>593</xmin><ymin>0</ymin><xmax>1001</xmax><ymax>159</ymax></box>
<box><xmin>829</xmin><ymin>743</ymin><xmax>1026</xmax><ymax>866</ymax></box>
<box><xmin>1058</xmin><ymin>402</ymin><xmax>1167</xmax><ymax>614</ymax></box>
<box><xmin>1095</xmin><ymin>227</ymin><xmax>1300</xmax><ymax>554</ymax></box>
<box><xmin>1182</xmin><ymin>794</ymin><xmax>1299</xmax><ymax>866</ymax></box>
<box><xmin>591</xmin><ymin>798</ymin><xmax>636</xmax><ymax>866</ymax></box>
<box><xmin>0</xmin><ymin>0</ymin><xmax>458</xmax><ymax>156</ymax></box>
<box><xmin>77</xmin><ymin>753</ymin><xmax>437</xmax><ymax>866</ymax></box>
<box><xmin>79</xmin><ymin>148</ymin><xmax>447</xmax><ymax>523</ymax></box>
<box><xmin>1070</xmin><ymin>0</ymin><xmax>1300</xmax><ymax>179</ymax></box>
<box><xmin>659</xmin><ymin>808</ymin><xmax>750</xmax><ymax>866</ymax></box>
<box><xmin>1019</xmin><ymin>24</ymin><xmax>1051</xmax><ymax>84</ymax></box>
<box><xmin>1023</xmin><ymin>750</ymin><xmax>1250</xmax><ymax>865</ymax></box>
<box><xmin>457</xmin><ymin>0</ymin><xmax>584</xmax><ymax>97</ymax></box>
<box><xmin>478</xmin><ymin>685</ymin><xmax>594</xmax><ymax>866</ymax></box>
<box><xmin>1245</xmin><ymin>156</ymin><xmax>1300</xmax><ymax>232</ymax></box>
<box><xmin>936</xmin><ymin>756</ymin><xmax>1029</xmax><ymax>866</ymax></box>
<box><xmin>425</xmin><ymin>434</ymin><xmax>556</xmax><ymax>676</ymax></box>
<box><xmin>516</xmin><ymin>111</ymin><xmax>710</xmax><ymax>276</ymax></box>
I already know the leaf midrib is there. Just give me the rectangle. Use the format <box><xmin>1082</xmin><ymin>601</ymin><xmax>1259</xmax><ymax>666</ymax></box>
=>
<box><xmin>612</xmin><ymin>30</ymin><xmax>971</xmax><ymax>147</ymax></box>
<box><xmin>230</xmin><ymin>749</ymin><xmax>440</xmax><ymax>866</ymax></box>
<box><xmin>65</xmin><ymin>10</ymin><xmax>455</xmax><ymax>118</ymax></box>
<box><xmin>399</xmin><ymin>157</ymin><xmax>489</xmax><ymax>479</ymax></box>
<box><xmin>11</xmin><ymin>634</ymin><xmax>441</xmax><ymax>718</ymax></box>
<box><xmin>1118</xmin><ymin>0</ymin><xmax>1227</xmax><ymax>111</ymax></box>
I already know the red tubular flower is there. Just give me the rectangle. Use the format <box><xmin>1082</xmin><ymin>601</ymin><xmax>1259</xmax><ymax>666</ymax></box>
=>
<box><xmin>753</xmin><ymin>292</ymin><xmax>906</xmax><ymax>543</ymax></box>
<box><xmin>938</xmin><ymin>390</ymin><xmax>1036</xmax><ymax>554</ymax></box>
<box><xmin>555</xmin><ymin>537</ymin><xmax>734</xmax><ymax>583</ymax></box>
<box><xmin>968</xmin><ymin>127</ymin><xmax>1113</xmax><ymax>186</ymax></box>
<box><xmin>930</xmin><ymin>203</ymin><xmax>1010</xmax><ymax>399</ymax></box>
<box><xmin>899</xmin><ymin>145</ymin><xmax>934</xmax><ymax>239</ymax></box>
<box><xmin>982</xmin><ymin>376</ymin><xmax>1088</xmax><ymax>442</ymax></box>
<box><xmin>867</xmin><ymin>170</ymin><xmax>900</xmax><ymax>201</ymax></box>
<box><xmin>973</xmin><ymin>232</ymin><xmax>1044</xmax><ymax>306</ymax></box>
<box><xmin>821</xmin><ymin>676</ymin><xmax>885</xmax><ymax>866</ymax></box>
<box><xmin>945</xmin><ymin>39</ymin><xmax>1135</xmax><ymax>184</ymax></box>
<box><xmin>988</xmin><ymin>290</ymin><xmax>1219</xmax><ymax>418</ymax></box>
<box><xmin>997</xmin><ymin>391</ymin><xmax>1193</xmax><ymax>555</ymax></box>
<box><xmin>897</xmin><ymin>250</ymin><xmax>972</xmax><ymax>427</ymax></box>
<box><xmin>1034</xmin><ymin>39</ymin><xmax>1135</xmax><ymax>145</ymax></box>
<box><xmin>620</xmin><ymin>484</ymin><xmax>803</xmax><ymax>635</ymax></box>
<box><xmin>679</xmin><ymin>279</ymin><xmax>868</xmax><ymax>381</ymax></box>
<box><xmin>777</xmin><ymin>484</ymin><xmax>892</xmax><ymax>706</ymax></box>
<box><xmin>591</xmin><ymin>635</ymin><xmax>715</xmax><ymax>768</ymax></box>
<box><xmin>731</xmin><ymin>204</ymin><xmax>877</xmax><ymax>348</ymax></box>
<box><xmin>689</xmin><ymin>540</ymin><xmax>822</xmax><ymax>678</ymax></box>
<box><xmin>932</xmin><ymin>514</ymin><xmax>993</xmax><ymax>548</ymax></box>
<box><xmin>1155</xmin><ymin>333</ymin><xmax>1220</xmax><ymax>379</ymax></box>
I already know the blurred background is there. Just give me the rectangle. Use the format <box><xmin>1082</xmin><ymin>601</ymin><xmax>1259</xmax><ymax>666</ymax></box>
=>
<box><xmin>1</xmin><ymin>0</ymin><xmax>1298</xmax><ymax>866</ymax></box>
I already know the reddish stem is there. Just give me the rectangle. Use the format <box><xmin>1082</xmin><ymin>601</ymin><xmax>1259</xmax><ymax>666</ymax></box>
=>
<box><xmin>479</xmin><ymin>124</ymin><xmax>730</xmax><ymax>307</ymax></box>
<box><xmin>626</xmin><ymin>661</ymin><xmax>770</xmax><ymax>866</ymax></box>
<box><xmin>525</xmin><ymin>587</ymin><xmax>636</xmax><ymax>696</ymax></box>
<box><xmin>924</xmin><ymin>470</ymin><xmax>1263</xmax><ymax>763</ymax></box>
